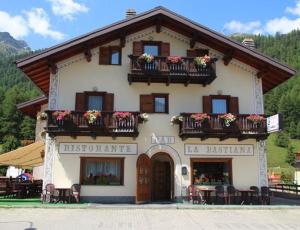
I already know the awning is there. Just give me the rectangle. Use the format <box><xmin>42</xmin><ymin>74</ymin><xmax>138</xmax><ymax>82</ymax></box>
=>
<box><xmin>0</xmin><ymin>141</ymin><xmax>45</xmax><ymax>168</ymax></box>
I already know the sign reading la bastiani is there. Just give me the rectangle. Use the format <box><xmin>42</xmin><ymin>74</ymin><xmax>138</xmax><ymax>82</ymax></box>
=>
<box><xmin>185</xmin><ymin>144</ymin><xmax>254</xmax><ymax>156</ymax></box>
<box><xmin>59</xmin><ymin>143</ymin><xmax>138</xmax><ymax>155</ymax></box>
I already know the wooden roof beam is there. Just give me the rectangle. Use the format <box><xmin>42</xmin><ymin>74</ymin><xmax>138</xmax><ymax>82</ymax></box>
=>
<box><xmin>84</xmin><ymin>47</ymin><xmax>92</xmax><ymax>62</ymax></box>
<box><xmin>190</xmin><ymin>34</ymin><xmax>197</xmax><ymax>49</ymax></box>
<box><xmin>155</xmin><ymin>16</ymin><xmax>162</xmax><ymax>33</ymax></box>
<box><xmin>223</xmin><ymin>49</ymin><xmax>235</xmax><ymax>66</ymax></box>
<box><xmin>120</xmin><ymin>31</ymin><xmax>126</xmax><ymax>48</ymax></box>
<box><xmin>48</xmin><ymin>61</ymin><xmax>57</xmax><ymax>75</ymax></box>
<box><xmin>257</xmin><ymin>66</ymin><xmax>269</xmax><ymax>79</ymax></box>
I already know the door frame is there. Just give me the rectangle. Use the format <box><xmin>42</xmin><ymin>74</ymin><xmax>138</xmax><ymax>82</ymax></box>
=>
<box><xmin>150</xmin><ymin>152</ymin><xmax>175</xmax><ymax>201</ymax></box>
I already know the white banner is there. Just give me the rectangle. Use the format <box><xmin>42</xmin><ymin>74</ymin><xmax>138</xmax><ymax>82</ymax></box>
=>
<box><xmin>59</xmin><ymin>143</ymin><xmax>138</xmax><ymax>155</ymax></box>
<box><xmin>185</xmin><ymin>144</ymin><xmax>254</xmax><ymax>156</ymax></box>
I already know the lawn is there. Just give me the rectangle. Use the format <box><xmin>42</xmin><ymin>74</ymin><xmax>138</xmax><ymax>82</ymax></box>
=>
<box><xmin>0</xmin><ymin>197</ymin><xmax>88</xmax><ymax>207</ymax></box>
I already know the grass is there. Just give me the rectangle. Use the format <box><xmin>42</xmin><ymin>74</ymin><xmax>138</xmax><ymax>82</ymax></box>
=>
<box><xmin>0</xmin><ymin>197</ymin><xmax>88</xmax><ymax>208</ymax></box>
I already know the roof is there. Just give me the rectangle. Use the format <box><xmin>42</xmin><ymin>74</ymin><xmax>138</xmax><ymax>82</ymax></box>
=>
<box><xmin>17</xmin><ymin>95</ymin><xmax>48</xmax><ymax>118</ymax></box>
<box><xmin>16</xmin><ymin>6</ymin><xmax>296</xmax><ymax>94</ymax></box>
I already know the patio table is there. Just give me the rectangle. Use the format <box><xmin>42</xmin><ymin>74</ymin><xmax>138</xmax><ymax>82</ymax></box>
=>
<box><xmin>237</xmin><ymin>189</ymin><xmax>255</xmax><ymax>205</ymax></box>
<box><xmin>199</xmin><ymin>188</ymin><xmax>216</xmax><ymax>204</ymax></box>
<box><xmin>55</xmin><ymin>188</ymin><xmax>71</xmax><ymax>203</ymax></box>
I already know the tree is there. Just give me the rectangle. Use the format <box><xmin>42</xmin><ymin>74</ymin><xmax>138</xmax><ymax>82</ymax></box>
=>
<box><xmin>275</xmin><ymin>132</ymin><xmax>290</xmax><ymax>148</ymax></box>
<box><xmin>297</xmin><ymin>122</ymin><xmax>300</xmax><ymax>139</ymax></box>
<box><xmin>1</xmin><ymin>135</ymin><xmax>20</xmax><ymax>153</ymax></box>
<box><xmin>289</xmin><ymin>121</ymin><xmax>298</xmax><ymax>139</ymax></box>
<box><xmin>20</xmin><ymin>116</ymin><xmax>36</xmax><ymax>140</ymax></box>
<box><xmin>286</xmin><ymin>145</ymin><xmax>296</xmax><ymax>166</ymax></box>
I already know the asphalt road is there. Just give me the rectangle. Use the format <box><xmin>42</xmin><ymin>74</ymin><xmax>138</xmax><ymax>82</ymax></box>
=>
<box><xmin>0</xmin><ymin>207</ymin><xmax>300</xmax><ymax>230</ymax></box>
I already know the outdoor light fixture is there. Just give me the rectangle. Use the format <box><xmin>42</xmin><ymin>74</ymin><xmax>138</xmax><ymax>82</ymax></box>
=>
<box><xmin>181</xmin><ymin>166</ymin><xmax>188</xmax><ymax>175</ymax></box>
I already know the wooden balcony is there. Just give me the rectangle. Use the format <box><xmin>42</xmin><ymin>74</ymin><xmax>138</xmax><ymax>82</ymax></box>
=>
<box><xmin>45</xmin><ymin>111</ymin><xmax>140</xmax><ymax>138</ymax></box>
<box><xmin>179</xmin><ymin>113</ymin><xmax>268</xmax><ymax>141</ymax></box>
<box><xmin>128</xmin><ymin>55</ymin><xmax>217</xmax><ymax>86</ymax></box>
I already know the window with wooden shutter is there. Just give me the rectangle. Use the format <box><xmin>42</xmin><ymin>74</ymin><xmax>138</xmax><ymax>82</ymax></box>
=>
<box><xmin>202</xmin><ymin>96</ymin><xmax>212</xmax><ymax>113</ymax></box>
<box><xmin>133</xmin><ymin>41</ymin><xmax>143</xmax><ymax>56</ymax></box>
<box><xmin>140</xmin><ymin>95</ymin><xmax>154</xmax><ymax>113</ymax></box>
<box><xmin>75</xmin><ymin>93</ymin><xmax>86</xmax><ymax>111</ymax></box>
<box><xmin>160</xmin><ymin>43</ymin><xmax>170</xmax><ymax>56</ymax></box>
<box><xmin>229</xmin><ymin>97</ymin><xmax>239</xmax><ymax>114</ymax></box>
<box><xmin>99</xmin><ymin>47</ymin><xmax>110</xmax><ymax>65</ymax></box>
<box><xmin>103</xmin><ymin>93</ymin><xmax>114</xmax><ymax>111</ymax></box>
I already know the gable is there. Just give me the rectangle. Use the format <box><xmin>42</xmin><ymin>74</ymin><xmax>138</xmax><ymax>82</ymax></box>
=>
<box><xmin>16</xmin><ymin>6</ymin><xmax>295</xmax><ymax>95</ymax></box>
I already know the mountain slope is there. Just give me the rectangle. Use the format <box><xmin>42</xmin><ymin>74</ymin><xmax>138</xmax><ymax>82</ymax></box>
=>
<box><xmin>0</xmin><ymin>32</ymin><xmax>30</xmax><ymax>56</ymax></box>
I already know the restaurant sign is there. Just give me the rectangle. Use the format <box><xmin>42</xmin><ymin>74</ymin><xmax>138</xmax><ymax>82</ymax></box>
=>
<box><xmin>185</xmin><ymin>144</ymin><xmax>254</xmax><ymax>156</ymax></box>
<box><xmin>59</xmin><ymin>143</ymin><xmax>137</xmax><ymax>155</ymax></box>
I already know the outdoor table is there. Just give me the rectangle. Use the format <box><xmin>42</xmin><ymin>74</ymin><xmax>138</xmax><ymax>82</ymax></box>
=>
<box><xmin>199</xmin><ymin>188</ymin><xmax>216</xmax><ymax>204</ymax></box>
<box><xmin>55</xmin><ymin>188</ymin><xmax>71</xmax><ymax>203</ymax></box>
<box><xmin>237</xmin><ymin>189</ymin><xmax>255</xmax><ymax>205</ymax></box>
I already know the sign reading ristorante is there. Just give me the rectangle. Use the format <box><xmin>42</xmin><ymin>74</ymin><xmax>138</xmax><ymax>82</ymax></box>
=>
<box><xmin>185</xmin><ymin>144</ymin><xmax>254</xmax><ymax>156</ymax></box>
<box><xmin>59</xmin><ymin>143</ymin><xmax>138</xmax><ymax>155</ymax></box>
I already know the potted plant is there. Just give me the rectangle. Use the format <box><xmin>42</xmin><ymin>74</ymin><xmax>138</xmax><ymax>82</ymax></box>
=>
<box><xmin>84</xmin><ymin>110</ymin><xmax>101</xmax><ymax>125</ymax></box>
<box><xmin>113</xmin><ymin>112</ymin><xmax>132</xmax><ymax>121</ymax></box>
<box><xmin>167</xmin><ymin>56</ymin><xmax>183</xmax><ymax>64</ymax></box>
<box><xmin>194</xmin><ymin>55</ymin><xmax>211</xmax><ymax>67</ymax></box>
<box><xmin>37</xmin><ymin>112</ymin><xmax>48</xmax><ymax>121</ymax></box>
<box><xmin>138</xmin><ymin>53</ymin><xmax>154</xmax><ymax>64</ymax></box>
<box><xmin>246</xmin><ymin>114</ymin><xmax>266</xmax><ymax>127</ymax></box>
<box><xmin>190</xmin><ymin>113</ymin><xmax>211</xmax><ymax>129</ymax></box>
<box><xmin>218</xmin><ymin>113</ymin><xmax>236</xmax><ymax>127</ymax></box>
<box><xmin>138</xmin><ymin>113</ymin><xmax>149</xmax><ymax>124</ymax></box>
<box><xmin>170</xmin><ymin>115</ymin><xmax>183</xmax><ymax>125</ymax></box>
<box><xmin>52</xmin><ymin>110</ymin><xmax>72</xmax><ymax>127</ymax></box>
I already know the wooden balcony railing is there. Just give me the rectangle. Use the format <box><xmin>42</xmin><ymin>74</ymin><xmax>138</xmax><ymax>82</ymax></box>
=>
<box><xmin>45</xmin><ymin>111</ymin><xmax>140</xmax><ymax>138</ymax></box>
<box><xmin>179</xmin><ymin>113</ymin><xmax>268</xmax><ymax>141</ymax></box>
<box><xmin>128</xmin><ymin>55</ymin><xmax>217</xmax><ymax>86</ymax></box>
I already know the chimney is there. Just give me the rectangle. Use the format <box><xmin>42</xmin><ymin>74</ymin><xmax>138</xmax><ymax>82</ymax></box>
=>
<box><xmin>242</xmin><ymin>38</ymin><xmax>255</xmax><ymax>49</ymax></box>
<box><xmin>126</xmin><ymin>9</ymin><xmax>136</xmax><ymax>18</ymax></box>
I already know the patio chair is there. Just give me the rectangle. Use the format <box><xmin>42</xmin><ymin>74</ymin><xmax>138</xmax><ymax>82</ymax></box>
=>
<box><xmin>215</xmin><ymin>185</ymin><xmax>227</xmax><ymax>205</ymax></box>
<box><xmin>68</xmin><ymin>184</ymin><xmax>81</xmax><ymax>203</ymax></box>
<box><xmin>250</xmin><ymin>186</ymin><xmax>260</xmax><ymax>205</ymax></box>
<box><xmin>227</xmin><ymin>185</ymin><xmax>237</xmax><ymax>204</ymax></box>
<box><xmin>187</xmin><ymin>185</ymin><xmax>204</xmax><ymax>204</ymax></box>
<box><xmin>261</xmin><ymin>186</ymin><xmax>271</xmax><ymax>205</ymax></box>
<box><xmin>42</xmin><ymin>183</ymin><xmax>58</xmax><ymax>203</ymax></box>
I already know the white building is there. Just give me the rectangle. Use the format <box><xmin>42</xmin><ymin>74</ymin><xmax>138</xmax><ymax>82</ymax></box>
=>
<box><xmin>16</xmin><ymin>7</ymin><xmax>295</xmax><ymax>203</ymax></box>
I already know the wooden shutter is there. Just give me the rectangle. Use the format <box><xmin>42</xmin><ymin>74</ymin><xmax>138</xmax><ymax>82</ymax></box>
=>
<box><xmin>161</xmin><ymin>43</ymin><xmax>170</xmax><ymax>56</ymax></box>
<box><xmin>104</xmin><ymin>93</ymin><xmax>114</xmax><ymax>111</ymax></box>
<box><xmin>140</xmin><ymin>95</ymin><xmax>154</xmax><ymax>113</ymax></box>
<box><xmin>133</xmin><ymin>41</ymin><xmax>143</xmax><ymax>56</ymax></box>
<box><xmin>99</xmin><ymin>47</ymin><xmax>110</xmax><ymax>65</ymax></box>
<box><xmin>75</xmin><ymin>93</ymin><xmax>86</xmax><ymax>111</ymax></box>
<box><xmin>202</xmin><ymin>96</ymin><xmax>212</xmax><ymax>113</ymax></box>
<box><xmin>187</xmin><ymin>49</ymin><xmax>197</xmax><ymax>57</ymax></box>
<box><xmin>229</xmin><ymin>97</ymin><xmax>239</xmax><ymax>114</ymax></box>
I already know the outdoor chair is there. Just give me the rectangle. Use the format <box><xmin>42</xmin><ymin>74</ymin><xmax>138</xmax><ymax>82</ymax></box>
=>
<box><xmin>261</xmin><ymin>186</ymin><xmax>271</xmax><ymax>205</ymax></box>
<box><xmin>250</xmin><ymin>186</ymin><xmax>260</xmax><ymax>204</ymax></box>
<box><xmin>42</xmin><ymin>183</ymin><xmax>58</xmax><ymax>203</ymax></box>
<box><xmin>68</xmin><ymin>184</ymin><xmax>81</xmax><ymax>203</ymax></box>
<box><xmin>227</xmin><ymin>185</ymin><xmax>237</xmax><ymax>204</ymax></box>
<box><xmin>187</xmin><ymin>185</ymin><xmax>205</xmax><ymax>204</ymax></box>
<box><xmin>215</xmin><ymin>185</ymin><xmax>227</xmax><ymax>205</ymax></box>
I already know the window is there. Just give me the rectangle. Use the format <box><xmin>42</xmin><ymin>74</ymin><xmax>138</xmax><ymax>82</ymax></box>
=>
<box><xmin>80</xmin><ymin>157</ymin><xmax>124</xmax><ymax>186</ymax></box>
<box><xmin>87</xmin><ymin>95</ymin><xmax>103</xmax><ymax>110</ymax></box>
<box><xmin>110</xmin><ymin>47</ymin><xmax>121</xmax><ymax>65</ymax></box>
<box><xmin>143</xmin><ymin>42</ymin><xmax>160</xmax><ymax>56</ymax></box>
<box><xmin>154</xmin><ymin>94</ymin><xmax>168</xmax><ymax>113</ymax></box>
<box><xmin>191</xmin><ymin>158</ymin><xmax>232</xmax><ymax>186</ymax></box>
<box><xmin>212</xmin><ymin>98</ymin><xmax>228</xmax><ymax>114</ymax></box>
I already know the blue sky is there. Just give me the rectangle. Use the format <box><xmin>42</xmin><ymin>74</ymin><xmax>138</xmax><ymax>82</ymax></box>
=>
<box><xmin>1</xmin><ymin>0</ymin><xmax>300</xmax><ymax>50</ymax></box>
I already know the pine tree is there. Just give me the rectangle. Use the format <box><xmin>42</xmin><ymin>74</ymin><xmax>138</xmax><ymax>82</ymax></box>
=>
<box><xmin>286</xmin><ymin>145</ymin><xmax>296</xmax><ymax>166</ymax></box>
<box><xmin>289</xmin><ymin>121</ymin><xmax>298</xmax><ymax>139</ymax></box>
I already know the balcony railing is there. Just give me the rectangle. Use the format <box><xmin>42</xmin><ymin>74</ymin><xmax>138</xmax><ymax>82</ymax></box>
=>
<box><xmin>45</xmin><ymin>111</ymin><xmax>140</xmax><ymax>138</ymax></box>
<box><xmin>128</xmin><ymin>55</ymin><xmax>217</xmax><ymax>86</ymax></box>
<box><xmin>179</xmin><ymin>113</ymin><xmax>268</xmax><ymax>141</ymax></box>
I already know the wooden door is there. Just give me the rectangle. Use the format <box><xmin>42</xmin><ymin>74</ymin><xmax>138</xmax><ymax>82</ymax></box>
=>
<box><xmin>153</xmin><ymin>162</ymin><xmax>171</xmax><ymax>201</ymax></box>
<box><xmin>136</xmin><ymin>154</ymin><xmax>151</xmax><ymax>203</ymax></box>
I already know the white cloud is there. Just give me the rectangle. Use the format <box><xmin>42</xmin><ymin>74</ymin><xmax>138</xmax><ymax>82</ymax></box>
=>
<box><xmin>265</xmin><ymin>16</ymin><xmax>300</xmax><ymax>34</ymax></box>
<box><xmin>224</xmin><ymin>0</ymin><xmax>300</xmax><ymax>35</ymax></box>
<box><xmin>24</xmin><ymin>8</ymin><xmax>65</xmax><ymax>40</ymax></box>
<box><xmin>48</xmin><ymin>0</ymin><xmax>88</xmax><ymax>20</ymax></box>
<box><xmin>223</xmin><ymin>20</ymin><xmax>262</xmax><ymax>34</ymax></box>
<box><xmin>0</xmin><ymin>11</ymin><xmax>29</xmax><ymax>38</ymax></box>
<box><xmin>286</xmin><ymin>0</ymin><xmax>300</xmax><ymax>16</ymax></box>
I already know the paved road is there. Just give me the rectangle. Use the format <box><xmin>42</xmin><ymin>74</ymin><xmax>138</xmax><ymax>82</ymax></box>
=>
<box><xmin>0</xmin><ymin>208</ymin><xmax>300</xmax><ymax>230</ymax></box>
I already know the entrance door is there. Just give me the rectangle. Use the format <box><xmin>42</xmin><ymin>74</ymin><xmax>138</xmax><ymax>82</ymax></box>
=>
<box><xmin>152</xmin><ymin>161</ymin><xmax>171</xmax><ymax>201</ymax></box>
<box><xmin>136</xmin><ymin>154</ymin><xmax>151</xmax><ymax>203</ymax></box>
